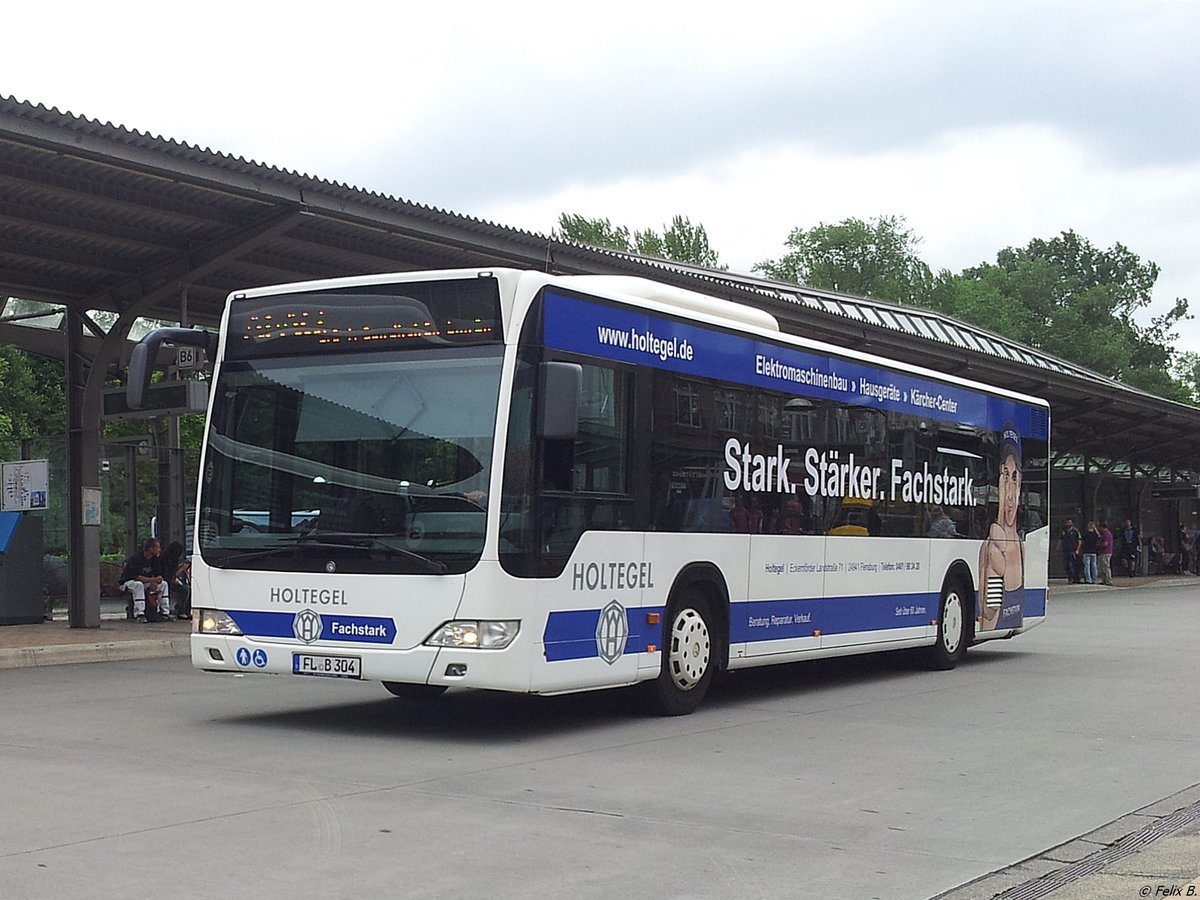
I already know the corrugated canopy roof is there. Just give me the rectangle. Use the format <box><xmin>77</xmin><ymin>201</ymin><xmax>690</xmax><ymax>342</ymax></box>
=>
<box><xmin>1</xmin><ymin>95</ymin><xmax>1197</xmax><ymax>475</ymax></box>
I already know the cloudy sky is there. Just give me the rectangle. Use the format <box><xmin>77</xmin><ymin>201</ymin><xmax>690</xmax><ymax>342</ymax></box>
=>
<box><xmin>5</xmin><ymin>0</ymin><xmax>1199</xmax><ymax>350</ymax></box>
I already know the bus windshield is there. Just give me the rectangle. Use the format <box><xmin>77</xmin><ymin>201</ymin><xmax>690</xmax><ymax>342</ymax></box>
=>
<box><xmin>199</xmin><ymin>346</ymin><xmax>502</xmax><ymax>574</ymax></box>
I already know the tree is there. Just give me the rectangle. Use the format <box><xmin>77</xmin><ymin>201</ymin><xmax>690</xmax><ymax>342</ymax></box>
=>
<box><xmin>1170</xmin><ymin>351</ymin><xmax>1200</xmax><ymax>405</ymax></box>
<box><xmin>651</xmin><ymin>215</ymin><xmax>724</xmax><ymax>270</ymax></box>
<box><xmin>555</xmin><ymin>213</ymin><xmax>725</xmax><ymax>269</ymax></box>
<box><xmin>754</xmin><ymin>214</ymin><xmax>935</xmax><ymax>306</ymax></box>
<box><xmin>929</xmin><ymin>231</ymin><xmax>1192</xmax><ymax>399</ymax></box>
<box><xmin>0</xmin><ymin>346</ymin><xmax>67</xmax><ymax>455</ymax></box>
<box><xmin>554</xmin><ymin>214</ymin><xmax>634</xmax><ymax>254</ymax></box>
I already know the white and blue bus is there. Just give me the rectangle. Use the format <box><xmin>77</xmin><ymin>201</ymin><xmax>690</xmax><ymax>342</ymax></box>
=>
<box><xmin>131</xmin><ymin>269</ymin><xmax>1049</xmax><ymax>715</ymax></box>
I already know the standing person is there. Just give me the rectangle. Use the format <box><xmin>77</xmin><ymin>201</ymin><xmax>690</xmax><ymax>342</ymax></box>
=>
<box><xmin>728</xmin><ymin>494</ymin><xmax>750</xmax><ymax>532</ymax></box>
<box><xmin>1098</xmin><ymin>521</ymin><xmax>1115</xmax><ymax>585</ymax></box>
<box><xmin>1058</xmin><ymin>518</ymin><xmax>1082</xmax><ymax>584</ymax></box>
<box><xmin>1177</xmin><ymin>524</ymin><xmax>1191</xmax><ymax>575</ymax></box>
<box><xmin>1080</xmin><ymin>522</ymin><xmax>1100</xmax><ymax>584</ymax></box>
<box><xmin>746</xmin><ymin>495</ymin><xmax>765</xmax><ymax>533</ymax></box>
<box><xmin>120</xmin><ymin>537</ymin><xmax>169</xmax><ymax>623</ymax></box>
<box><xmin>1120</xmin><ymin>518</ymin><xmax>1140</xmax><ymax>577</ymax></box>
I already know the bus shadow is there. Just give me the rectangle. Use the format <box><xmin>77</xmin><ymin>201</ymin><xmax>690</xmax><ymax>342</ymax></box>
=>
<box><xmin>215</xmin><ymin>646</ymin><xmax>1030</xmax><ymax>741</ymax></box>
<box><xmin>708</xmin><ymin>643</ymin><xmax>1028</xmax><ymax>708</ymax></box>
<box><xmin>217</xmin><ymin>686</ymin><xmax>651</xmax><ymax>741</ymax></box>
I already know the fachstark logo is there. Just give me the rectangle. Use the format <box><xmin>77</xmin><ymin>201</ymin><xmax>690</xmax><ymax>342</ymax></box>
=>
<box><xmin>595</xmin><ymin>600</ymin><xmax>629</xmax><ymax>665</ymax></box>
<box><xmin>293</xmin><ymin>609</ymin><xmax>323</xmax><ymax>644</ymax></box>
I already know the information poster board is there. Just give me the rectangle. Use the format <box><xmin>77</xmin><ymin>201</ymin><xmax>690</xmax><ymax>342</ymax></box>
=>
<box><xmin>2</xmin><ymin>459</ymin><xmax>49</xmax><ymax>511</ymax></box>
<box><xmin>82</xmin><ymin>487</ymin><xmax>102</xmax><ymax>526</ymax></box>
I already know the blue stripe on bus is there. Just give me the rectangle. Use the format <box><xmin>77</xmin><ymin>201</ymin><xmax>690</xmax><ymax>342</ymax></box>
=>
<box><xmin>543</xmin><ymin>607</ymin><xmax>666</xmax><ymax>662</ymax></box>
<box><xmin>543</xmin><ymin>290</ymin><xmax>1042</xmax><ymax>437</ymax></box>
<box><xmin>728</xmin><ymin>593</ymin><xmax>939</xmax><ymax>642</ymax></box>
<box><xmin>822</xmin><ymin>592</ymin><xmax>940</xmax><ymax>634</ymax></box>
<box><xmin>728</xmin><ymin>597</ymin><xmax>823</xmax><ymax>642</ymax></box>
<box><xmin>1025</xmin><ymin>587</ymin><xmax>1047</xmax><ymax>617</ymax></box>
<box><xmin>544</xmin><ymin>587</ymin><xmax>1050</xmax><ymax>662</ymax></box>
<box><xmin>228</xmin><ymin>610</ymin><xmax>295</xmax><ymax>638</ymax></box>
<box><xmin>227</xmin><ymin>610</ymin><xmax>397</xmax><ymax>644</ymax></box>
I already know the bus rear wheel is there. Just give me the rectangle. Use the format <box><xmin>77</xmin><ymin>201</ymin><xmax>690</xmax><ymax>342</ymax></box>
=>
<box><xmin>382</xmin><ymin>682</ymin><xmax>448</xmax><ymax>700</ymax></box>
<box><xmin>643</xmin><ymin>594</ymin><xmax>717</xmax><ymax>716</ymax></box>
<box><xmin>926</xmin><ymin>577</ymin><xmax>971</xmax><ymax>670</ymax></box>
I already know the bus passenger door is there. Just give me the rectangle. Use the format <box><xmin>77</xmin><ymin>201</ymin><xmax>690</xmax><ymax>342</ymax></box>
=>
<box><xmin>538</xmin><ymin>361</ymin><xmax>645</xmax><ymax>689</ymax></box>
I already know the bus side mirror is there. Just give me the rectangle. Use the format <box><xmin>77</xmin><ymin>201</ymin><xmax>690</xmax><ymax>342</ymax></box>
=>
<box><xmin>537</xmin><ymin>362</ymin><xmax>582</xmax><ymax>440</ymax></box>
<box><xmin>128</xmin><ymin>328</ymin><xmax>219</xmax><ymax>410</ymax></box>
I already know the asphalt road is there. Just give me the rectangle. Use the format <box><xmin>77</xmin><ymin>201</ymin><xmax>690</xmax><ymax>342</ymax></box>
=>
<box><xmin>2</xmin><ymin>583</ymin><xmax>1199</xmax><ymax>900</ymax></box>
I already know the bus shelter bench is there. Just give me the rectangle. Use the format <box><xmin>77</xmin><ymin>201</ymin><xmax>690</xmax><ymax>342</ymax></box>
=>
<box><xmin>98</xmin><ymin>560</ymin><xmax>133</xmax><ymax>618</ymax></box>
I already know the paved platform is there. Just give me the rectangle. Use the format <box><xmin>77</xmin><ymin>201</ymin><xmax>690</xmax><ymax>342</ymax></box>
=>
<box><xmin>941</xmin><ymin>573</ymin><xmax>1200</xmax><ymax>899</ymax></box>
<box><xmin>0</xmin><ymin>613</ymin><xmax>191</xmax><ymax>669</ymax></box>
<box><xmin>3</xmin><ymin>573</ymin><xmax>1199</xmax><ymax>900</ymax></box>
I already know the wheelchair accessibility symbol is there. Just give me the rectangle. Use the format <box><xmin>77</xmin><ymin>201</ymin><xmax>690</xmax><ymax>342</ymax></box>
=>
<box><xmin>252</xmin><ymin>649</ymin><xmax>267</xmax><ymax>668</ymax></box>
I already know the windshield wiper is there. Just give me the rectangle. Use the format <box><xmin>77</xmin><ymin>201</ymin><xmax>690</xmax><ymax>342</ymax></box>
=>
<box><xmin>213</xmin><ymin>545</ymin><xmax>305</xmax><ymax>566</ymax></box>
<box><xmin>212</xmin><ymin>533</ymin><xmax>447</xmax><ymax>573</ymax></box>
<box><xmin>295</xmin><ymin>532</ymin><xmax>448</xmax><ymax>573</ymax></box>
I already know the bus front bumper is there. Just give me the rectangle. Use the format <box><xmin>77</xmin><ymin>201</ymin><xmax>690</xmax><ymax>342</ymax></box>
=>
<box><xmin>190</xmin><ymin>634</ymin><xmax>533</xmax><ymax>692</ymax></box>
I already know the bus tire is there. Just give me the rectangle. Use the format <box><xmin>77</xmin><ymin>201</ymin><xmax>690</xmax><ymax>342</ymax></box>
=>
<box><xmin>382</xmin><ymin>682</ymin><xmax>448</xmax><ymax>700</ymax></box>
<box><xmin>926</xmin><ymin>576</ymin><xmax>971</xmax><ymax>670</ymax></box>
<box><xmin>643</xmin><ymin>593</ymin><xmax>717</xmax><ymax>716</ymax></box>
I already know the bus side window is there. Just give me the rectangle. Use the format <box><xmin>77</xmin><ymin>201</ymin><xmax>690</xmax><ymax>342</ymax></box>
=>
<box><xmin>539</xmin><ymin>364</ymin><xmax>632</xmax><ymax>561</ymax></box>
<box><xmin>542</xmin><ymin>440</ymin><xmax>575</xmax><ymax>492</ymax></box>
<box><xmin>543</xmin><ymin>364</ymin><xmax>630</xmax><ymax>496</ymax></box>
<box><xmin>572</xmin><ymin>365</ymin><xmax>629</xmax><ymax>494</ymax></box>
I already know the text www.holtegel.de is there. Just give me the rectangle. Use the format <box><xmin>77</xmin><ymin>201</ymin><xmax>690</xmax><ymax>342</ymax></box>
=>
<box><xmin>596</xmin><ymin>325</ymin><xmax>694</xmax><ymax>362</ymax></box>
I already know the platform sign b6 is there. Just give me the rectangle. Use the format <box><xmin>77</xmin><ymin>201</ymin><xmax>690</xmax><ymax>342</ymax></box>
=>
<box><xmin>176</xmin><ymin>345</ymin><xmax>202</xmax><ymax>370</ymax></box>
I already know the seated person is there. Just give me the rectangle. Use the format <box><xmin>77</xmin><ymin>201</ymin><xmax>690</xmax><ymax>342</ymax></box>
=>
<box><xmin>778</xmin><ymin>498</ymin><xmax>813</xmax><ymax>535</ymax></box>
<box><xmin>161</xmin><ymin>541</ymin><xmax>192</xmax><ymax>620</ymax></box>
<box><xmin>926</xmin><ymin>506</ymin><xmax>958</xmax><ymax>538</ymax></box>
<box><xmin>120</xmin><ymin>538</ymin><xmax>170</xmax><ymax>622</ymax></box>
<box><xmin>1150</xmin><ymin>536</ymin><xmax>1166</xmax><ymax>574</ymax></box>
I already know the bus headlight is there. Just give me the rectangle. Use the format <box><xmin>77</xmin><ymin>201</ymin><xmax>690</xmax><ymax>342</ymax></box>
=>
<box><xmin>425</xmin><ymin>620</ymin><xmax>519</xmax><ymax>649</ymax></box>
<box><xmin>197</xmin><ymin>609</ymin><xmax>243</xmax><ymax>636</ymax></box>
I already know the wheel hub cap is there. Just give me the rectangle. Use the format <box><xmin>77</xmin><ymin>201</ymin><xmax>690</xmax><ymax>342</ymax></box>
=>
<box><xmin>942</xmin><ymin>592</ymin><xmax>962</xmax><ymax>653</ymax></box>
<box><xmin>669</xmin><ymin>608</ymin><xmax>710</xmax><ymax>691</ymax></box>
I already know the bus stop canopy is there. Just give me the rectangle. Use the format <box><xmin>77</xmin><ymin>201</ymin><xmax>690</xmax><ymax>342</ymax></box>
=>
<box><xmin>1</xmin><ymin>95</ymin><xmax>1198</xmax><ymax>625</ymax></box>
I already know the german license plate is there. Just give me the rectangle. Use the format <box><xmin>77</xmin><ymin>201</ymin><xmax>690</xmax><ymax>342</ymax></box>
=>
<box><xmin>293</xmin><ymin>654</ymin><xmax>361</xmax><ymax>679</ymax></box>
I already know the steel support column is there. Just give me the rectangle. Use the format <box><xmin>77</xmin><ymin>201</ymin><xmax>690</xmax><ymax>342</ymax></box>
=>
<box><xmin>65</xmin><ymin>308</ymin><xmax>100</xmax><ymax>628</ymax></box>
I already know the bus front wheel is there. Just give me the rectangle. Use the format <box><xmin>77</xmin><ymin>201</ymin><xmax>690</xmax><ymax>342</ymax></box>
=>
<box><xmin>643</xmin><ymin>594</ymin><xmax>717</xmax><ymax>716</ymax></box>
<box><xmin>926</xmin><ymin>577</ymin><xmax>971</xmax><ymax>670</ymax></box>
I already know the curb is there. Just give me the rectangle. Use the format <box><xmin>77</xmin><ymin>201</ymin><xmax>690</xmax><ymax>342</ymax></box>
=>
<box><xmin>934</xmin><ymin>784</ymin><xmax>1200</xmax><ymax>899</ymax></box>
<box><xmin>1052</xmin><ymin>577</ymin><xmax>1200</xmax><ymax>594</ymax></box>
<box><xmin>0</xmin><ymin>636</ymin><xmax>191</xmax><ymax>670</ymax></box>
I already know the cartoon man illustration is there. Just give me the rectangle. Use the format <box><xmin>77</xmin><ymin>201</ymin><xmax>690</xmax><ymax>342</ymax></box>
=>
<box><xmin>978</xmin><ymin>425</ymin><xmax>1024</xmax><ymax>632</ymax></box>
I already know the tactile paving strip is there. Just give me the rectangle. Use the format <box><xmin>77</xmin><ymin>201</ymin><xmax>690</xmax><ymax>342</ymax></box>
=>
<box><xmin>994</xmin><ymin>799</ymin><xmax>1200</xmax><ymax>900</ymax></box>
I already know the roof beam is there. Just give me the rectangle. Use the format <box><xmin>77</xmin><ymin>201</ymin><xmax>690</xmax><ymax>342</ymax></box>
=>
<box><xmin>0</xmin><ymin>198</ymin><xmax>187</xmax><ymax>251</ymax></box>
<box><xmin>1124</xmin><ymin>428</ymin><xmax>1197</xmax><ymax>460</ymax></box>
<box><xmin>1049</xmin><ymin>399</ymin><xmax>1116</xmax><ymax>425</ymax></box>
<box><xmin>0</xmin><ymin>266</ymin><xmax>97</xmax><ymax>300</ymax></box>
<box><xmin>80</xmin><ymin>205</ymin><xmax>310</xmax><ymax>317</ymax></box>
<box><xmin>0</xmin><ymin>159</ymin><xmax>260</xmax><ymax>226</ymax></box>
<box><xmin>0</xmin><ymin>236</ymin><xmax>141</xmax><ymax>276</ymax></box>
